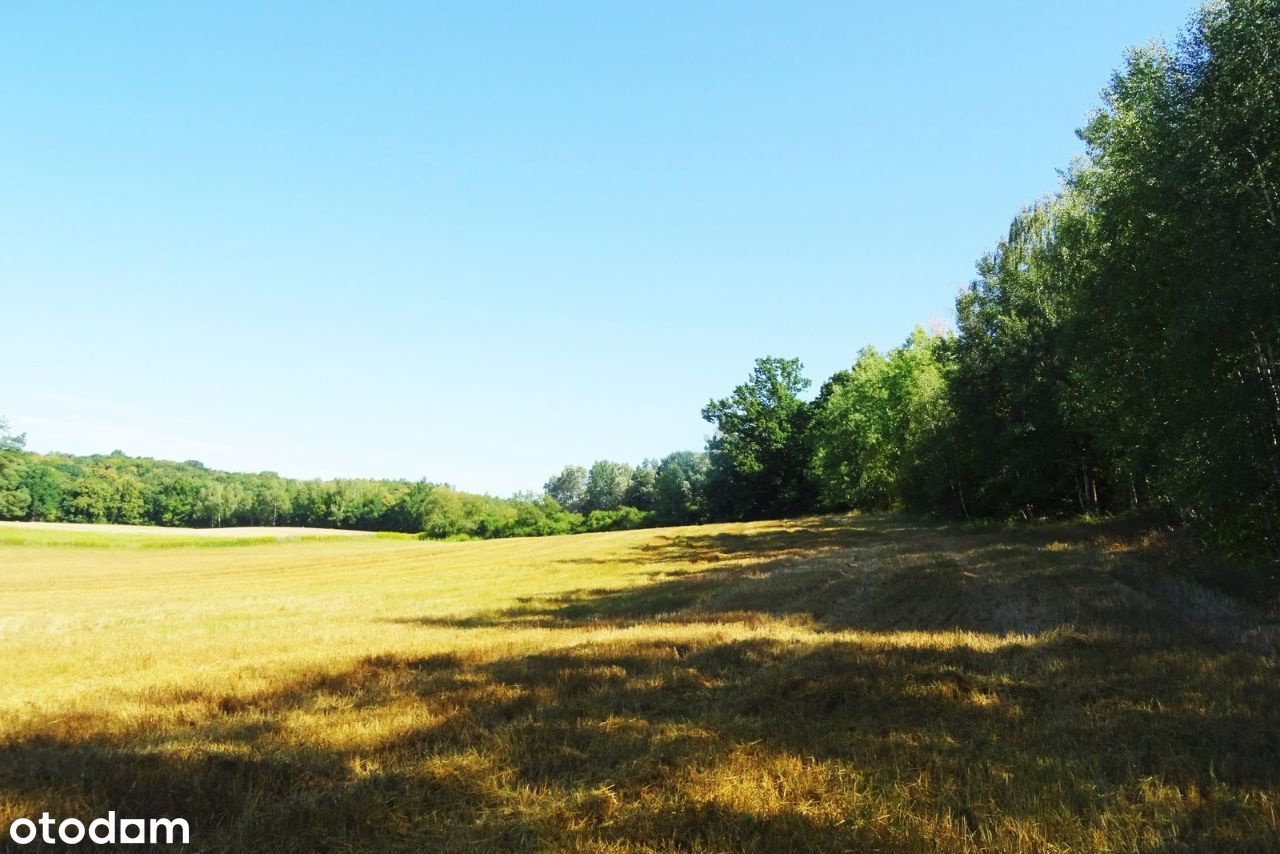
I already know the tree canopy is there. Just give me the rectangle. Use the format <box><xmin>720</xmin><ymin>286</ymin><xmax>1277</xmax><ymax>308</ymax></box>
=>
<box><xmin>702</xmin><ymin>357</ymin><xmax>814</xmax><ymax>520</ymax></box>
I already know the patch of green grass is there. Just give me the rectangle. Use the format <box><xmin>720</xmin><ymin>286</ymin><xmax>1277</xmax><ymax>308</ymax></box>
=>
<box><xmin>373</xmin><ymin>531</ymin><xmax>417</xmax><ymax>541</ymax></box>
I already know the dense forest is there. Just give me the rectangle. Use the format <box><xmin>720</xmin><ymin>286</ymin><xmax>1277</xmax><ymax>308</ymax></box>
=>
<box><xmin>2</xmin><ymin>0</ymin><xmax>1276</xmax><ymax>553</ymax></box>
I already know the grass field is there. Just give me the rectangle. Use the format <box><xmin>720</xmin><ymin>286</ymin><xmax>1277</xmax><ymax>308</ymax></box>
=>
<box><xmin>1</xmin><ymin>515</ymin><xmax>1278</xmax><ymax>852</ymax></box>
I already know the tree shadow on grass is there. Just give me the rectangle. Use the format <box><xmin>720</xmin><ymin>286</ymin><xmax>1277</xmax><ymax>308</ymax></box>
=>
<box><xmin>0</xmin><ymin>651</ymin><xmax>879</xmax><ymax>852</ymax></box>
<box><xmin>5</xmin><ymin>624</ymin><xmax>1277</xmax><ymax>851</ymax></box>
<box><xmin>399</xmin><ymin>514</ymin><xmax>1271</xmax><ymax>641</ymax></box>
<box><xmin>0</xmin><ymin>734</ymin><xmax>541</xmax><ymax>853</ymax></box>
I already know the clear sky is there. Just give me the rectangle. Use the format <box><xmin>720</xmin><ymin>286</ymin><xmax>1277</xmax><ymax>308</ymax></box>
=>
<box><xmin>2</xmin><ymin>1</ymin><xmax>1200</xmax><ymax>496</ymax></box>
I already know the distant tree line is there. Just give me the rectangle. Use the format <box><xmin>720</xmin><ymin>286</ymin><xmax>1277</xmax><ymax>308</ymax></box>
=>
<box><xmin>0</xmin><ymin>428</ymin><xmax>589</xmax><ymax>539</ymax></box>
<box><xmin>1</xmin><ymin>0</ymin><xmax>1275</xmax><ymax>552</ymax></box>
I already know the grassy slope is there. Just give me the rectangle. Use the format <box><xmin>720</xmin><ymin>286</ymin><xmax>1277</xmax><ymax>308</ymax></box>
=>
<box><xmin>0</xmin><ymin>515</ymin><xmax>1277</xmax><ymax>852</ymax></box>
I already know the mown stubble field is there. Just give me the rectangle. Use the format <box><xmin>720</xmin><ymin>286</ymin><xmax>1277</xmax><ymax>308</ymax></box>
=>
<box><xmin>1</xmin><ymin>516</ymin><xmax>1277</xmax><ymax>852</ymax></box>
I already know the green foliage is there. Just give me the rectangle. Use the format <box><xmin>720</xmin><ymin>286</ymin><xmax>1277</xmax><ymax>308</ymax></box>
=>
<box><xmin>410</xmin><ymin>487</ymin><xmax>580</xmax><ymax>540</ymax></box>
<box><xmin>583</xmin><ymin>460</ymin><xmax>633</xmax><ymax>513</ymax></box>
<box><xmin>812</xmin><ymin>347</ymin><xmax>889</xmax><ymax>509</ymax></box>
<box><xmin>543</xmin><ymin>465</ymin><xmax>587</xmax><ymax>513</ymax></box>
<box><xmin>545</xmin><ymin>453</ymin><xmax>708</xmax><ymax>526</ymax></box>
<box><xmin>810</xmin><ymin>329</ymin><xmax>954</xmax><ymax>513</ymax></box>
<box><xmin>0</xmin><ymin>418</ymin><xmax>31</xmax><ymax>519</ymax></box>
<box><xmin>653</xmin><ymin>451</ymin><xmax>711</xmax><ymax>523</ymax></box>
<box><xmin>0</xmin><ymin>441</ymin><xmax>583</xmax><ymax>542</ymax></box>
<box><xmin>944</xmin><ymin>199</ymin><xmax>1099</xmax><ymax>518</ymax></box>
<box><xmin>579</xmin><ymin>506</ymin><xmax>656</xmax><ymax>533</ymax></box>
<box><xmin>17</xmin><ymin>463</ymin><xmax>66</xmax><ymax>522</ymax></box>
<box><xmin>702</xmin><ymin>357</ymin><xmax>815</xmax><ymax>520</ymax></box>
<box><xmin>623</xmin><ymin>460</ymin><xmax>659</xmax><ymax>511</ymax></box>
<box><xmin>1063</xmin><ymin>0</ymin><xmax>1280</xmax><ymax>550</ymax></box>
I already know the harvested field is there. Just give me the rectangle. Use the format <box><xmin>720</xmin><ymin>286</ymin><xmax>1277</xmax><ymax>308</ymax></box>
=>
<box><xmin>1</xmin><ymin>514</ymin><xmax>1277</xmax><ymax>851</ymax></box>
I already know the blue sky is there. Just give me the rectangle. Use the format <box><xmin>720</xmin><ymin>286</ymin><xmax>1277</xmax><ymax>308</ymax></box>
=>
<box><xmin>2</xmin><ymin>1</ymin><xmax>1200</xmax><ymax>495</ymax></box>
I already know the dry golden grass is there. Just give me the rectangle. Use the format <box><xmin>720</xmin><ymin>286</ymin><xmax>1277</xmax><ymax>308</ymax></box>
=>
<box><xmin>1</xmin><ymin>514</ymin><xmax>1278</xmax><ymax>852</ymax></box>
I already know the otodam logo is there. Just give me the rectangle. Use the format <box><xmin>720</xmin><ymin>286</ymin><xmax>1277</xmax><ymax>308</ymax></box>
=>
<box><xmin>8</xmin><ymin>812</ymin><xmax>189</xmax><ymax>846</ymax></box>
